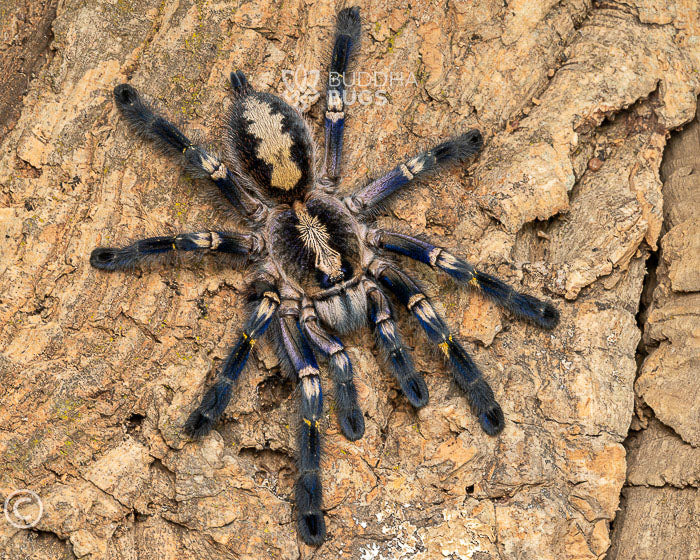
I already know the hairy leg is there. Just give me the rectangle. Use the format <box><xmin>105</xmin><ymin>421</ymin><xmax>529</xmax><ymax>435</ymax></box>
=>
<box><xmin>113</xmin><ymin>84</ymin><xmax>262</xmax><ymax>219</ymax></box>
<box><xmin>369</xmin><ymin>262</ymin><xmax>504</xmax><ymax>435</ymax></box>
<box><xmin>345</xmin><ymin>130</ymin><xmax>482</xmax><ymax>213</ymax></box>
<box><xmin>90</xmin><ymin>231</ymin><xmax>260</xmax><ymax>271</ymax></box>
<box><xmin>323</xmin><ymin>6</ymin><xmax>361</xmax><ymax>180</ymax></box>
<box><xmin>368</xmin><ymin>229</ymin><xmax>559</xmax><ymax>329</ymax></box>
<box><xmin>277</xmin><ymin>312</ymin><xmax>326</xmax><ymax>545</ymax></box>
<box><xmin>364</xmin><ymin>279</ymin><xmax>429</xmax><ymax>408</ymax></box>
<box><xmin>300</xmin><ymin>297</ymin><xmax>365</xmax><ymax>441</ymax></box>
<box><xmin>184</xmin><ymin>287</ymin><xmax>279</xmax><ymax>437</ymax></box>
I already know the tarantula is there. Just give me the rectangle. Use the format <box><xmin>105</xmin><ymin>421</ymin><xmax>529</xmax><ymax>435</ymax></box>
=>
<box><xmin>90</xmin><ymin>7</ymin><xmax>559</xmax><ymax>546</ymax></box>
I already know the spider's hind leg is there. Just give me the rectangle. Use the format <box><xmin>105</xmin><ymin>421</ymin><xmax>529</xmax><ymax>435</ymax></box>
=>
<box><xmin>323</xmin><ymin>6</ymin><xmax>361</xmax><ymax>180</ymax></box>
<box><xmin>369</xmin><ymin>230</ymin><xmax>559</xmax><ymax>330</ymax></box>
<box><xmin>300</xmin><ymin>297</ymin><xmax>365</xmax><ymax>441</ymax></box>
<box><xmin>345</xmin><ymin>131</ymin><xmax>483</xmax><ymax>214</ymax></box>
<box><xmin>370</xmin><ymin>263</ymin><xmax>504</xmax><ymax>436</ymax></box>
<box><xmin>112</xmin><ymin>84</ymin><xmax>261</xmax><ymax>218</ymax></box>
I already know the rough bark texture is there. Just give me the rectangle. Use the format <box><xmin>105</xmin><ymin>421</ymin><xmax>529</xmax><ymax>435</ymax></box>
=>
<box><xmin>607</xmin><ymin>99</ymin><xmax>700</xmax><ymax>560</ymax></box>
<box><xmin>0</xmin><ymin>0</ymin><xmax>58</xmax><ymax>139</ymax></box>
<box><xmin>0</xmin><ymin>1</ymin><xmax>698</xmax><ymax>559</ymax></box>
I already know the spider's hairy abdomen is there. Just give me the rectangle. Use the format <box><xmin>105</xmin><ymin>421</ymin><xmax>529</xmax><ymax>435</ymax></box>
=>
<box><xmin>227</xmin><ymin>91</ymin><xmax>315</xmax><ymax>202</ymax></box>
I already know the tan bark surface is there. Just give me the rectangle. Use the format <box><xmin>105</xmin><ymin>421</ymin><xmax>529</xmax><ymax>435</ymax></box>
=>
<box><xmin>608</xmin><ymin>98</ymin><xmax>700</xmax><ymax>560</ymax></box>
<box><xmin>0</xmin><ymin>1</ymin><xmax>698</xmax><ymax>559</ymax></box>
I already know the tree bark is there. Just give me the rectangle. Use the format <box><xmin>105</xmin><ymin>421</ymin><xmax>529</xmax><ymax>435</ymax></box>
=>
<box><xmin>0</xmin><ymin>1</ymin><xmax>698</xmax><ymax>559</ymax></box>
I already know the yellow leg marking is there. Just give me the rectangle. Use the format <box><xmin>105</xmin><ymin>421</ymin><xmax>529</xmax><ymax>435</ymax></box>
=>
<box><xmin>172</xmin><ymin>243</ymin><xmax>177</xmax><ymax>250</ymax></box>
<box><xmin>303</xmin><ymin>418</ymin><xmax>312</xmax><ymax>426</ymax></box>
<box><xmin>469</xmin><ymin>277</ymin><xmax>480</xmax><ymax>287</ymax></box>
<box><xmin>438</xmin><ymin>335</ymin><xmax>453</xmax><ymax>357</ymax></box>
<box><xmin>242</xmin><ymin>332</ymin><xmax>256</xmax><ymax>347</ymax></box>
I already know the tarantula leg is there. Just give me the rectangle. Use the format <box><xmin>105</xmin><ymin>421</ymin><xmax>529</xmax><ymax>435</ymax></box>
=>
<box><xmin>364</xmin><ymin>279</ymin><xmax>429</xmax><ymax>408</ymax></box>
<box><xmin>300</xmin><ymin>298</ymin><xmax>365</xmax><ymax>441</ymax></box>
<box><xmin>112</xmin><ymin>84</ymin><xmax>262</xmax><ymax>219</ymax></box>
<box><xmin>90</xmin><ymin>231</ymin><xmax>259</xmax><ymax>271</ymax></box>
<box><xmin>323</xmin><ymin>6</ymin><xmax>361</xmax><ymax>180</ymax></box>
<box><xmin>278</xmin><ymin>314</ymin><xmax>326</xmax><ymax>545</ymax></box>
<box><xmin>344</xmin><ymin>130</ymin><xmax>483</xmax><ymax>213</ymax></box>
<box><xmin>370</xmin><ymin>263</ymin><xmax>505</xmax><ymax>435</ymax></box>
<box><xmin>369</xmin><ymin>230</ymin><xmax>559</xmax><ymax>330</ymax></box>
<box><xmin>184</xmin><ymin>288</ymin><xmax>279</xmax><ymax>437</ymax></box>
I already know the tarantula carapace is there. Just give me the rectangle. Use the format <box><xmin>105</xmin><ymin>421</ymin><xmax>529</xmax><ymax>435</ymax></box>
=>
<box><xmin>90</xmin><ymin>6</ymin><xmax>559</xmax><ymax>545</ymax></box>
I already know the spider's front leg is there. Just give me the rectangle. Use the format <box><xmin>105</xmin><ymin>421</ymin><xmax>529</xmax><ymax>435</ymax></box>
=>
<box><xmin>184</xmin><ymin>286</ymin><xmax>279</xmax><ymax>437</ymax></box>
<box><xmin>323</xmin><ymin>6</ymin><xmax>361</xmax><ymax>180</ymax></box>
<box><xmin>90</xmin><ymin>231</ymin><xmax>260</xmax><ymax>271</ymax></box>
<box><xmin>344</xmin><ymin>130</ymin><xmax>483</xmax><ymax>214</ymax></box>
<box><xmin>364</xmin><ymin>279</ymin><xmax>429</xmax><ymax>408</ymax></box>
<box><xmin>112</xmin><ymin>84</ymin><xmax>262</xmax><ymax>219</ymax></box>
<box><xmin>369</xmin><ymin>261</ymin><xmax>505</xmax><ymax>435</ymax></box>
<box><xmin>368</xmin><ymin>230</ymin><xmax>560</xmax><ymax>329</ymax></box>
<box><xmin>299</xmin><ymin>297</ymin><xmax>365</xmax><ymax>441</ymax></box>
<box><xmin>276</xmin><ymin>310</ymin><xmax>326</xmax><ymax>545</ymax></box>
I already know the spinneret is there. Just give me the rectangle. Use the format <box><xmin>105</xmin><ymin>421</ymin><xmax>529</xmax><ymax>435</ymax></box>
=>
<box><xmin>90</xmin><ymin>6</ymin><xmax>559</xmax><ymax>546</ymax></box>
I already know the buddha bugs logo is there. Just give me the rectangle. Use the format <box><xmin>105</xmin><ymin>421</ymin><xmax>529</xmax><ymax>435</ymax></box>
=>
<box><xmin>281</xmin><ymin>66</ymin><xmax>321</xmax><ymax>111</ymax></box>
<box><xmin>281</xmin><ymin>65</ymin><xmax>417</xmax><ymax>111</ymax></box>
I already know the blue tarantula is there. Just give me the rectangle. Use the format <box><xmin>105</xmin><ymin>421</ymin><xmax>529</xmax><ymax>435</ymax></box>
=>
<box><xmin>90</xmin><ymin>7</ymin><xmax>559</xmax><ymax>545</ymax></box>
